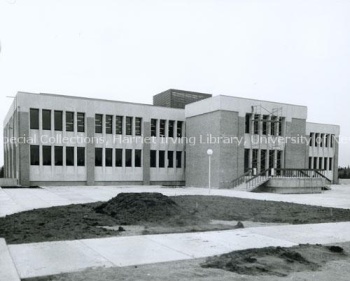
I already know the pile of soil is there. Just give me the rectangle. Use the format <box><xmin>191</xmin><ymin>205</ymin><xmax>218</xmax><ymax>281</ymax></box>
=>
<box><xmin>201</xmin><ymin>244</ymin><xmax>347</xmax><ymax>277</ymax></box>
<box><xmin>95</xmin><ymin>192</ymin><xmax>203</xmax><ymax>226</ymax></box>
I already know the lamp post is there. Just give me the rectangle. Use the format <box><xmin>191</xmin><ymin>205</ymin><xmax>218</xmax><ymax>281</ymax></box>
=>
<box><xmin>207</xmin><ymin>149</ymin><xmax>213</xmax><ymax>194</ymax></box>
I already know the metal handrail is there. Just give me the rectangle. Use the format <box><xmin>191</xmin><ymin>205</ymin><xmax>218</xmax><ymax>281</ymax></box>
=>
<box><xmin>231</xmin><ymin>169</ymin><xmax>252</xmax><ymax>188</ymax></box>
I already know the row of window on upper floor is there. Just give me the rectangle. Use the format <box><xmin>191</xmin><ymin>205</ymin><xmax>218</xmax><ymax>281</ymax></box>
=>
<box><xmin>309</xmin><ymin>133</ymin><xmax>335</xmax><ymax>148</ymax></box>
<box><xmin>245</xmin><ymin>114</ymin><xmax>284</xmax><ymax>136</ymax></box>
<box><xmin>29</xmin><ymin>109</ymin><xmax>184</xmax><ymax>137</ymax></box>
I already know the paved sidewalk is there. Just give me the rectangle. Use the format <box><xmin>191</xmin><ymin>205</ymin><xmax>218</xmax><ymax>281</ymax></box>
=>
<box><xmin>1</xmin><ymin>185</ymin><xmax>350</xmax><ymax>217</ymax></box>
<box><xmin>7</xmin><ymin>221</ymin><xmax>350</xmax><ymax>279</ymax></box>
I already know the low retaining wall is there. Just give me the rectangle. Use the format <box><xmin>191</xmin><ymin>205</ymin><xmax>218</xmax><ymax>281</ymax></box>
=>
<box><xmin>255</xmin><ymin>177</ymin><xmax>325</xmax><ymax>194</ymax></box>
<box><xmin>0</xmin><ymin>178</ymin><xmax>18</xmax><ymax>187</ymax></box>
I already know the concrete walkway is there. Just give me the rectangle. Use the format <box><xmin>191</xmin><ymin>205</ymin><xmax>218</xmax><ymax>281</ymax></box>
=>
<box><xmin>7</xmin><ymin>221</ymin><xmax>350</xmax><ymax>279</ymax></box>
<box><xmin>1</xmin><ymin>185</ymin><xmax>350</xmax><ymax>217</ymax></box>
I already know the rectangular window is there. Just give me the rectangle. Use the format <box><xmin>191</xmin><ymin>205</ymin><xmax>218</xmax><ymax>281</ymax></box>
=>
<box><xmin>262</xmin><ymin>115</ymin><xmax>268</xmax><ymax>135</ymax></box>
<box><xmin>54</xmin><ymin>111</ymin><xmax>63</xmax><ymax>131</ymax></box>
<box><xmin>95</xmin><ymin>114</ymin><xmax>103</xmax><ymax>133</ymax></box>
<box><xmin>245</xmin><ymin>114</ymin><xmax>251</xmax><ymax>134</ymax></box>
<box><xmin>151</xmin><ymin>119</ymin><xmax>157</xmax><ymax>137</ymax></box>
<box><xmin>105</xmin><ymin>148</ymin><xmax>113</xmax><ymax>167</ymax></box>
<box><xmin>167</xmin><ymin>151</ymin><xmax>174</xmax><ymax>168</ymax></box>
<box><xmin>329</xmin><ymin>158</ymin><xmax>333</xmax><ymax>171</ymax></box>
<box><xmin>150</xmin><ymin>150</ymin><xmax>157</xmax><ymax>167</ymax></box>
<box><xmin>106</xmin><ymin>115</ymin><xmax>113</xmax><ymax>134</ymax></box>
<box><xmin>159</xmin><ymin>120</ymin><xmax>166</xmax><ymax>137</ymax></box>
<box><xmin>55</xmin><ymin>146</ymin><xmax>63</xmax><ymax>166</ymax></box>
<box><xmin>324</xmin><ymin>157</ymin><xmax>328</xmax><ymax>170</ymax></box>
<box><xmin>177</xmin><ymin>121</ymin><xmax>183</xmax><ymax>137</ymax></box>
<box><xmin>260</xmin><ymin>149</ymin><xmax>266</xmax><ymax>171</ymax></box>
<box><xmin>66</xmin><ymin>146</ymin><xmax>74</xmax><ymax>166</ymax></box>
<box><xmin>313</xmin><ymin>157</ymin><xmax>318</xmax><ymax>169</ymax></box>
<box><xmin>253</xmin><ymin>115</ymin><xmax>260</xmax><ymax>135</ymax></box>
<box><xmin>330</xmin><ymin>134</ymin><xmax>334</xmax><ymax>148</ymax></box>
<box><xmin>42</xmin><ymin>146</ymin><xmax>52</xmax><ymax>166</ymax></box>
<box><xmin>315</xmin><ymin>133</ymin><xmax>319</xmax><ymax>147</ymax></box>
<box><xmin>66</xmin><ymin>112</ymin><xmax>74</xmax><ymax>132</ymax></box>
<box><xmin>176</xmin><ymin>151</ymin><xmax>182</xmax><ymax>168</ymax></box>
<box><xmin>115</xmin><ymin>149</ymin><xmax>123</xmax><ymax>167</ymax></box>
<box><xmin>252</xmin><ymin>149</ymin><xmax>258</xmax><ymax>169</ymax></box>
<box><xmin>244</xmin><ymin>149</ymin><xmax>250</xmax><ymax>172</ymax></box>
<box><xmin>269</xmin><ymin>150</ymin><xmax>275</xmax><ymax>169</ymax></box>
<box><xmin>115</xmin><ymin>116</ymin><xmax>123</xmax><ymax>134</ymax></box>
<box><xmin>168</xmin><ymin>120</ymin><xmax>174</xmax><ymax>138</ymax></box>
<box><xmin>42</xmin><ymin>110</ymin><xmax>51</xmax><ymax>130</ymax></box>
<box><xmin>277</xmin><ymin>150</ymin><xmax>282</xmax><ymax>169</ymax></box>
<box><xmin>320</xmin><ymin>134</ymin><xmax>323</xmax><ymax>147</ymax></box>
<box><xmin>325</xmin><ymin>134</ymin><xmax>329</xmax><ymax>147</ymax></box>
<box><xmin>309</xmin><ymin>133</ymin><xmax>314</xmax><ymax>147</ymax></box>
<box><xmin>30</xmin><ymin>109</ymin><xmax>39</xmax><ymax>129</ymax></box>
<box><xmin>135</xmin><ymin>149</ymin><xmax>142</xmax><ymax>167</ymax></box>
<box><xmin>309</xmin><ymin>157</ymin><xmax>313</xmax><ymax>169</ymax></box>
<box><xmin>271</xmin><ymin>116</ymin><xmax>277</xmax><ymax>136</ymax></box>
<box><xmin>77</xmin><ymin>112</ymin><xmax>85</xmax><ymax>132</ymax></box>
<box><xmin>77</xmin><ymin>147</ymin><xmax>85</xmax><ymax>166</ymax></box>
<box><xmin>135</xmin><ymin>117</ymin><xmax>142</xmax><ymax>136</ymax></box>
<box><xmin>319</xmin><ymin>157</ymin><xmax>323</xmax><ymax>169</ymax></box>
<box><xmin>159</xmin><ymin>150</ymin><xmax>165</xmax><ymax>167</ymax></box>
<box><xmin>126</xmin><ymin>117</ymin><xmax>133</xmax><ymax>135</ymax></box>
<box><xmin>95</xmin><ymin>148</ymin><xmax>102</xmax><ymax>166</ymax></box>
<box><xmin>30</xmin><ymin>145</ymin><xmax>40</xmax><ymax>165</ymax></box>
<box><xmin>278</xmin><ymin>117</ymin><xmax>283</xmax><ymax>136</ymax></box>
<box><xmin>125</xmin><ymin>149</ymin><xmax>132</xmax><ymax>167</ymax></box>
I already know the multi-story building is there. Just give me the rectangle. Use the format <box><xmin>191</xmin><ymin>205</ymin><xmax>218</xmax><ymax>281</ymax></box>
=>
<box><xmin>3</xmin><ymin>90</ymin><xmax>339</xmax><ymax>188</ymax></box>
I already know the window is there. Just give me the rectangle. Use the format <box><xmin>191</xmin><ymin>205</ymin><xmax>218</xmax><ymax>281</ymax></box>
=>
<box><xmin>126</xmin><ymin>117</ymin><xmax>133</xmax><ymax>135</ymax></box>
<box><xmin>177</xmin><ymin>121</ymin><xmax>183</xmax><ymax>137</ymax></box>
<box><xmin>313</xmin><ymin>157</ymin><xmax>318</xmax><ymax>169</ymax></box>
<box><xmin>66</xmin><ymin>146</ymin><xmax>74</xmax><ymax>166</ymax></box>
<box><xmin>278</xmin><ymin>117</ymin><xmax>283</xmax><ymax>136</ymax></box>
<box><xmin>168</xmin><ymin>120</ymin><xmax>174</xmax><ymax>138</ymax></box>
<box><xmin>116</xmin><ymin>116</ymin><xmax>123</xmax><ymax>134</ymax></box>
<box><xmin>271</xmin><ymin>116</ymin><xmax>277</xmax><ymax>136</ymax></box>
<box><xmin>150</xmin><ymin>150</ymin><xmax>157</xmax><ymax>167</ymax></box>
<box><xmin>151</xmin><ymin>119</ymin><xmax>157</xmax><ymax>137</ymax></box>
<box><xmin>77</xmin><ymin>113</ymin><xmax>85</xmax><ymax>132</ymax></box>
<box><xmin>277</xmin><ymin>150</ymin><xmax>282</xmax><ymax>169</ymax></box>
<box><xmin>159</xmin><ymin>120</ymin><xmax>166</xmax><ymax>137</ymax></box>
<box><xmin>269</xmin><ymin>150</ymin><xmax>275</xmax><ymax>169</ymax></box>
<box><xmin>176</xmin><ymin>151</ymin><xmax>182</xmax><ymax>168</ymax></box>
<box><xmin>245</xmin><ymin>114</ymin><xmax>251</xmax><ymax>134</ymax></box>
<box><xmin>262</xmin><ymin>115</ymin><xmax>268</xmax><ymax>135</ymax></box>
<box><xmin>319</xmin><ymin>157</ymin><xmax>323</xmax><ymax>169</ymax></box>
<box><xmin>125</xmin><ymin>149</ymin><xmax>132</xmax><ymax>167</ymax></box>
<box><xmin>135</xmin><ymin>117</ymin><xmax>142</xmax><ymax>136</ymax></box>
<box><xmin>54</xmin><ymin>111</ymin><xmax>63</xmax><ymax>131</ymax></box>
<box><xmin>159</xmin><ymin>150</ymin><xmax>165</xmax><ymax>167</ymax></box>
<box><xmin>95</xmin><ymin>148</ymin><xmax>102</xmax><ymax>166</ymax></box>
<box><xmin>77</xmin><ymin>147</ymin><xmax>85</xmax><ymax>166</ymax></box>
<box><xmin>106</xmin><ymin>115</ymin><xmax>113</xmax><ymax>134</ymax></box>
<box><xmin>30</xmin><ymin>109</ymin><xmax>39</xmax><ymax>129</ymax></box>
<box><xmin>260</xmin><ymin>149</ymin><xmax>266</xmax><ymax>171</ymax></box>
<box><xmin>320</xmin><ymin>134</ymin><xmax>324</xmax><ymax>147</ymax></box>
<box><xmin>329</xmin><ymin>158</ymin><xmax>333</xmax><ymax>171</ymax></box>
<box><xmin>95</xmin><ymin>114</ymin><xmax>103</xmax><ymax>133</ymax></box>
<box><xmin>135</xmin><ymin>149</ymin><xmax>142</xmax><ymax>167</ymax></box>
<box><xmin>42</xmin><ymin>146</ymin><xmax>52</xmax><ymax>166</ymax></box>
<box><xmin>167</xmin><ymin>151</ymin><xmax>174</xmax><ymax>168</ymax></box>
<box><xmin>330</xmin><ymin>134</ymin><xmax>334</xmax><ymax>148</ymax></box>
<box><xmin>315</xmin><ymin>133</ymin><xmax>319</xmax><ymax>147</ymax></box>
<box><xmin>309</xmin><ymin>133</ymin><xmax>314</xmax><ymax>147</ymax></box>
<box><xmin>115</xmin><ymin>149</ymin><xmax>123</xmax><ymax>167</ymax></box>
<box><xmin>309</xmin><ymin>157</ymin><xmax>313</xmax><ymax>169</ymax></box>
<box><xmin>105</xmin><ymin>148</ymin><xmax>113</xmax><ymax>167</ymax></box>
<box><xmin>42</xmin><ymin>110</ymin><xmax>51</xmax><ymax>130</ymax></box>
<box><xmin>30</xmin><ymin>145</ymin><xmax>40</xmax><ymax>165</ymax></box>
<box><xmin>55</xmin><ymin>146</ymin><xmax>63</xmax><ymax>166</ymax></box>
<box><xmin>324</xmin><ymin>157</ymin><xmax>328</xmax><ymax>170</ymax></box>
<box><xmin>253</xmin><ymin>115</ymin><xmax>260</xmax><ymax>135</ymax></box>
<box><xmin>325</xmin><ymin>134</ymin><xmax>329</xmax><ymax>147</ymax></box>
<box><xmin>252</xmin><ymin>149</ymin><xmax>258</xmax><ymax>169</ymax></box>
<box><xmin>244</xmin><ymin>149</ymin><xmax>250</xmax><ymax>172</ymax></box>
<box><xmin>66</xmin><ymin>112</ymin><xmax>74</xmax><ymax>132</ymax></box>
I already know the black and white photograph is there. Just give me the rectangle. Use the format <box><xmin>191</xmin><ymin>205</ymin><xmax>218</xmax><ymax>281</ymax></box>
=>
<box><xmin>0</xmin><ymin>0</ymin><xmax>350</xmax><ymax>280</ymax></box>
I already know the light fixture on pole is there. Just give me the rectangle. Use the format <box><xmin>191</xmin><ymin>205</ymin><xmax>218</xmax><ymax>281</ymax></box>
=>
<box><xmin>207</xmin><ymin>149</ymin><xmax>213</xmax><ymax>194</ymax></box>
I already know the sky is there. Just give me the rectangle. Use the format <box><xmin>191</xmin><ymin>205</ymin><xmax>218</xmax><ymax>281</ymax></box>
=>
<box><xmin>0</xmin><ymin>0</ymin><xmax>349</xmax><ymax>166</ymax></box>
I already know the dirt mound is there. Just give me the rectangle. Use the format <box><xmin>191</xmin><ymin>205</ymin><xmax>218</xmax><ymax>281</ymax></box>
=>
<box><xmin>95</xmin><ymin>192</ymin><xmax>201</xmax><ymax>226</ymax></box>
<box><xmin>201</xmin><ymin>244</ymin><xmax>346</xmax><ymax>277</ymax></box>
